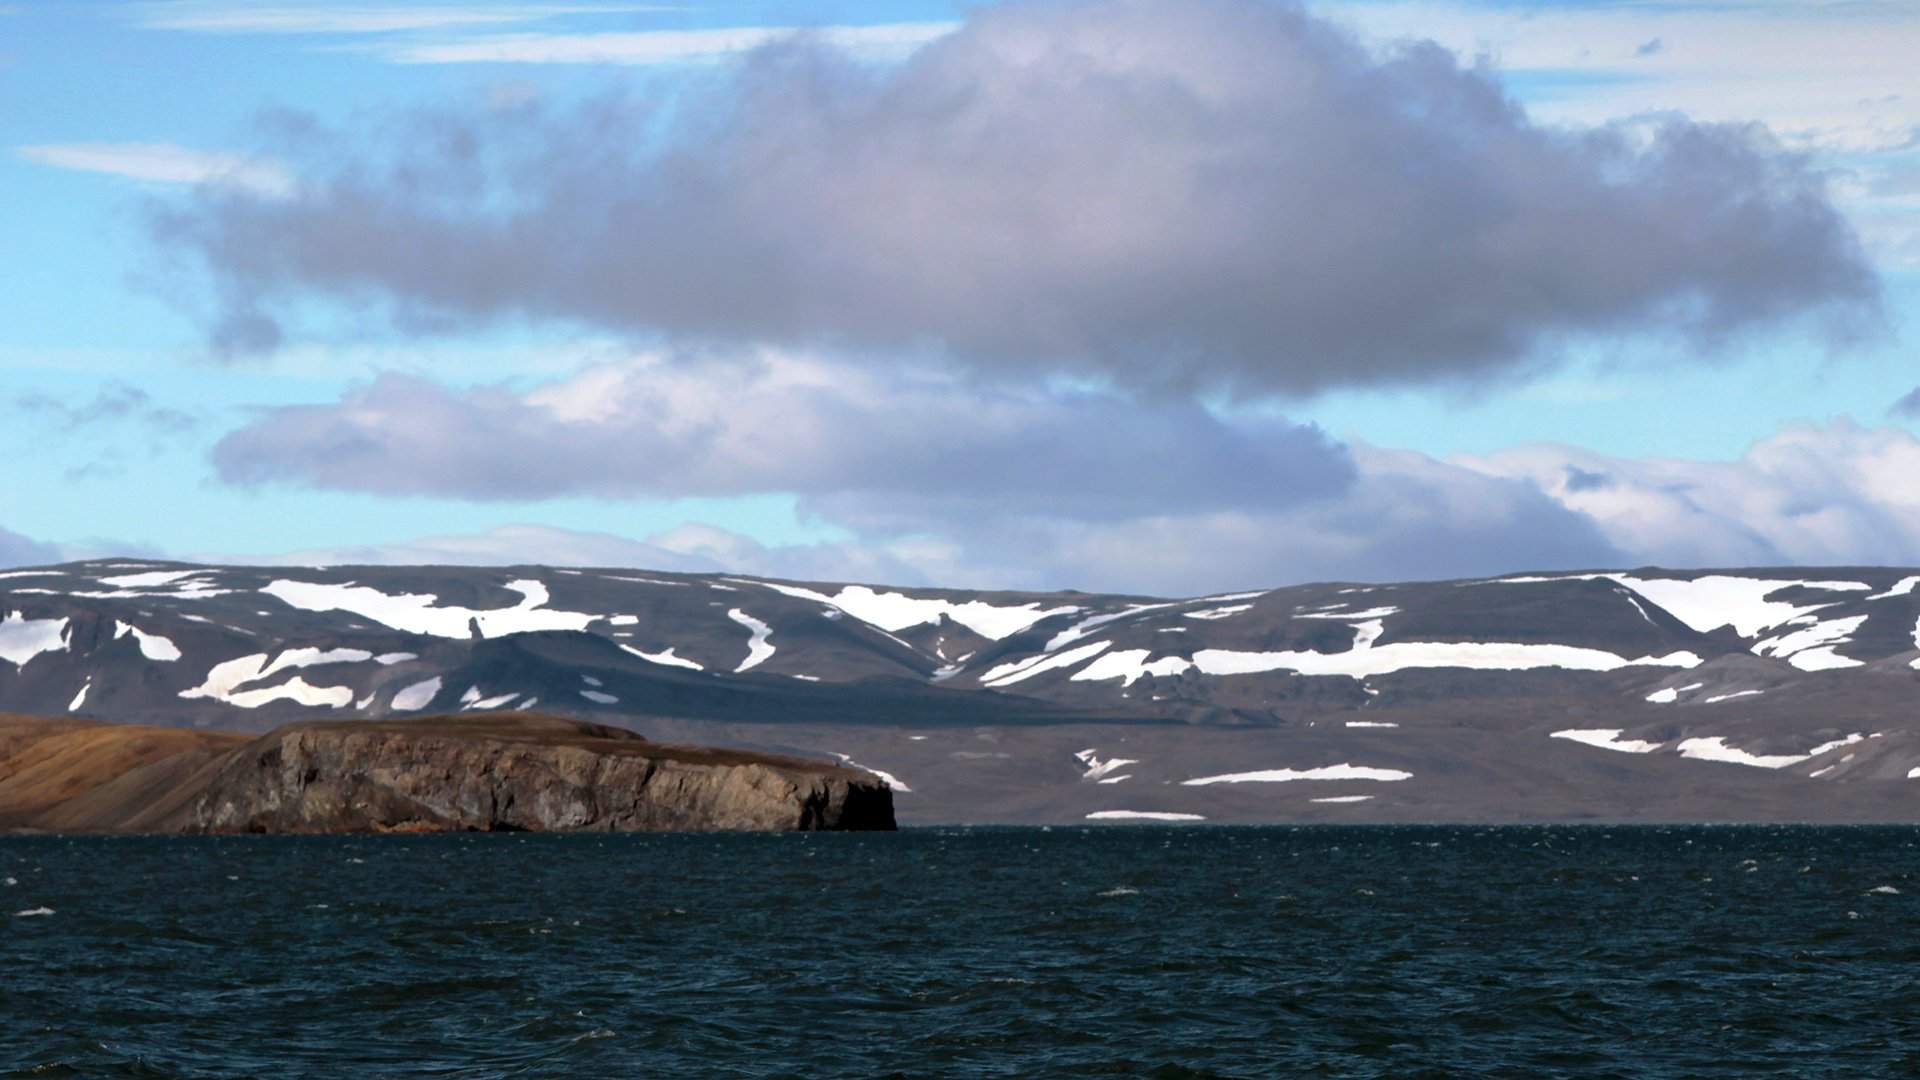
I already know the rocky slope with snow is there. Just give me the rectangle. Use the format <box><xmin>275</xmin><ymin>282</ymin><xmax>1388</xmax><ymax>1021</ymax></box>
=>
<box><xmin>5</xmin><ymin>560</ymin><xmax>1920</xmax><ymax>823</ymax></box>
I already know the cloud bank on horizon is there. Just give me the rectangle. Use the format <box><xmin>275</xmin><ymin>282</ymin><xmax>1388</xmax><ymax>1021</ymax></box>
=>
<box><xmin>6</xmin><ymin>0</ymin><xmax>1920</xmax><ymax>594</ymax></box>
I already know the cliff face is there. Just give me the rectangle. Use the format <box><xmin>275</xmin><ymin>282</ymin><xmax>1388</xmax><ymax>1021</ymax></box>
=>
<box><xmin>0</xmin><ymin>713</ymin><xmax>895</xmax><ymax>833</ymax></box>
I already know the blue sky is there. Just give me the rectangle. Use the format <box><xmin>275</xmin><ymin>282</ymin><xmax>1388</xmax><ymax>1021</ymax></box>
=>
<box><xmin>4</xmin><ymin>0</ymin><xmax>1919</xmax><ymax>593</ymax></box>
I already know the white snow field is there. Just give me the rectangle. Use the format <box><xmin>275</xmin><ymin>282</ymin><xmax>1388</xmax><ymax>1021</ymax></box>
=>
<box><xmin>260</xmin><ymin>578</ymin><xmax>596</xmax><ymax>639</ymax></box>
<box><xmin>1182</xmin><ymin>764</ymin><xmax>1412</xmax><ymax>785</ymax></box>
<box><xmin>177</xmin><ymin>648</ymin><xmax>376</xmax><ymax>709</ymax></box>
<box><xmin>0</xmin><ymin>612</ymin><xmax>68</xmax><ymax>668</ymax></box>
<box><xmin>1551</xmin><ymin>729</ymin><xmax>1664</xmax><ymax>753</ymax></box>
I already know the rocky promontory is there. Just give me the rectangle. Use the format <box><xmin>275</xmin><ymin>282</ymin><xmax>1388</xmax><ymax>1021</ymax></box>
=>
<box><xmin>0</xmin><ymin>712</ymin><xmax>895</xmax><ymax>833</ymax></box>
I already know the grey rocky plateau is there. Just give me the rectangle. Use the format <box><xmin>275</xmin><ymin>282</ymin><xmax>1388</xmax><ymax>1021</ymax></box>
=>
<box><xmin>4</xmin><ymin>559</ymin><xmax>1920</xmax><ymax>823</ymax></box>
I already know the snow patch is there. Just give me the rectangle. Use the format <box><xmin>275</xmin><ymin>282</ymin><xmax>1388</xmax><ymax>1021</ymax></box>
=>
<box><xmin>1608</xmin><ymin>575</ymin><xmax>1868</xmax><ymax>638</ymax></box>
<box><xmin>580</xmin><ymin>690</ymin><xmax>620</xmax><ymax>705</ymax></box>
<box><xmin>1183</xmin><ymin>604</ymin><xmax>1252</xmax><ymax>621</ymax></box>
<box><xmin>1189</xmin><ymin>623</ymin><xmax>1699</xmax><ymax>680</ymax></box>
<box><xmin>1085</xmin><ymin>811</ymin><xmax>1205</xmax><ymax>822</ymax></box>
<box><xmin>620</xmin><ymin>644</ymin><xmax>704</xmax><ymax>671</ymax></box>
<box><xmin>1754</xmin><ymin>615</ymin><xmax>1866</xmax><ymax>671</ymax></box>
<box><xmin>98</xmin><ymin>570</ymin><xmax>202</xmax><ymax>588</ymax></box>
<box><xmin>1704</xmin><ymin>689</ymin><xmax>1765</xmax><ymax>704</ymax></box>
<box><xmin>727</xmin><ymin>609</ymin><xmax>774</xmax><ymax>672</ymax></box>
<box><xmin>1045</xmin><ymin>603</ymin><xmax>1178</xmax><ymax>652</ymax></box>
<box><xmin>1074</xmin><ymin>748</ymin><xmax>1139</xmax><ymax>782</ymax></box>
<box><xmin>68</xmin><ymin>680</ymin><xmax>90</xmax><ymax>712</ymax></box>
<box><xmin>1312</xmin><ymin>795</ymin><xmax>1374</xmax><ymax>804</ymax></box>
<box><xmin>1868</xmin><ymin>576</ymin><xmax>1920</xmax><ymax>600</ymax></box>
<box><xmin>178</xmin><ymin>648</ymin><xmax>373</xmax><ymax>709</ymax></box>
<box><xmin>462</xmin><ymin>692</ymin><xmax>519</xmax><ymax>711</ymax></box>
<box><xmin>832</xmin><ymin>754</ymin><xmax>911</xmax><ymax>792</ymax></box>
<box><xmin>0</xmin><ymin>612</ymin><xmax>69</xmax><ymax>669</ymax></box>
<box><xmin>737</xmin><ymin>579</ymin><xmax>1077</xmax><ymax>641</ymax></box>
<box><xmin>260</xmin><ymin>578</ymin><xmax>595</xmax><ymax>639</ymax></box>
<box><xmin>1070</xmin><ymin>649</ymin><xmax>1194</xmax><ymax>687</ymax></box>
<box><xmin>1296</xmin><ymin>606</ymin><xmax>1400</xmax><ymax>620</ymax></box>
<box><xmin>980</xmin><ymin>640</ymin><xmax>1113</xmax><ymax>687</ymax></box>
<box><xmin>113</xmin><ymin>621</ymin><xmax>182</xmax><ymax>662</ymax></box>
<box><xmin>1552</xmin><ymin>729</ymin><xmax>1663</xmax><ymax>753</ymax></box>
<box><xmin>391</xmin><ymin>677</ymin><xmax>442</xmax><ymax>711</ymax></box>
<box><xmin>1676</xmin><ymin>737</ymin><xmax>1814</xmax><ymax>770</ymax></box>
<box><xmin>1182</xmin><ymin>764</ymin><xmax>1412</xmax><ymax>785</ymax></box>
<box><xmin>1345</xmin><ymin>721</ymin><xmax>1398</xmax><ymax>728</ymax></box>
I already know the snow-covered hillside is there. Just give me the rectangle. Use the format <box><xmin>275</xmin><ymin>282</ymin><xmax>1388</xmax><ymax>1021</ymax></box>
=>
<box><xmin>5</xmin><ymin>561</ymin><xmax>1920</xmax><ymax>822</ymax></box>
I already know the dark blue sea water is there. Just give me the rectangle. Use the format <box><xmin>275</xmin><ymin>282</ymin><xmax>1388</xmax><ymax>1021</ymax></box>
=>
<box><xmin>4</xmin><ymin>826</ymin><xmax>1920</xmax><ymax>1078</ymax></box>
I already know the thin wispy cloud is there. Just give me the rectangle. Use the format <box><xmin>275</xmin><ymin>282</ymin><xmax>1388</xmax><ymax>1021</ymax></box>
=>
<box><xmin>385</xmin><ymin>21</ymin><xmax>957</xmax><ymax>65</ymax></box>
<box><xmin>134</xmin><ymin>3</ymin><xmax>665</xmax><ymax>35</ymax></box>
<box><xmin>19</xmin><ymin>142</ymin><xmax>293</xmax><ymax>197</ymax></box>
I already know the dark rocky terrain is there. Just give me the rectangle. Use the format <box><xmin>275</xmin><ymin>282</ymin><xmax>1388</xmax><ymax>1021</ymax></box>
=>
<box><xmin>0</xmin><ymin>712</ymin><xmax>894</xmax><ymax>833</ymax></box>
<box><xmin>5</xmin><ymin>559</ymin><xmax>1920</xmax><ymax>822</ymax></box>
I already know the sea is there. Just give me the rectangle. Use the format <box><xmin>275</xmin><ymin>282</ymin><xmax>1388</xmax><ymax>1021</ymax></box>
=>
<box><xmin>4</xmin><ymin>825</ymin><xmax>1918</xmax><ymax>1078</ymax></box>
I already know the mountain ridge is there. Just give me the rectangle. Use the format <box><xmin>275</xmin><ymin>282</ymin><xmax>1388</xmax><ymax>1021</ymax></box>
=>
<box><xmin>4</xmin><ymin>559</ymin><xmax>1919</xmax><ymax>822</ymax></box>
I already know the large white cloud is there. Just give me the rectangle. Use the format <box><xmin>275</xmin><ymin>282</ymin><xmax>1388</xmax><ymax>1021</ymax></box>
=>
<box><xmin>151</xmin><ymin>0</ymin><xmax>1876</xmax><ymax>390</ymax></box>
<box><xmin>1460</xmin><ymin>421</ymin><xmax>1920</xmax><ymax>568</ymax></box>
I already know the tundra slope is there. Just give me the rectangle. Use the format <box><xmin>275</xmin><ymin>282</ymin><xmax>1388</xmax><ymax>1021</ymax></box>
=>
<box><xmin>4</xmin><ymin>561</ymin><xmax>1920</xmax><ymax>823</ymax></box>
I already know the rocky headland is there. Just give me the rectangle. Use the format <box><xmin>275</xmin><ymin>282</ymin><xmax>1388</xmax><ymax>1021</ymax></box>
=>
<box><xmin>0</xmin><ymin>712</ymin><xmax>895</xmax><ymax>833</ymax></box>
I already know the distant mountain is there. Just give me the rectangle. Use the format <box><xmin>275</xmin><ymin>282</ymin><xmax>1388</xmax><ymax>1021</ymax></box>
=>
<box><xmin>4</xmin><ymin>560</ymin><xmax>1919</xmax><ymax>823</ymax></box>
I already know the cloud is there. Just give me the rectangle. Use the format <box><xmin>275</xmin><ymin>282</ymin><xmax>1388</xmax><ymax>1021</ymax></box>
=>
<box><xmin>0</xmin><ymin>526</ymin><xmax>159</xmax><ymax>570</ymax></box>
<box><xmin>1334</xmin><ymin>0</ymin><xmax>1920</xmax><ymax>153</ymax></box>
<box><xmin>1634</xmin><ymin>37</ymin><xmax>1664</xmax><ymax>58</ymax></box>
<box><xmin>210</xmin><ymin>418</ymin><xmax>1920</xmax><ymax>593</ymax></box>
<box><xmin>0</xmin><ymin>526</ymin><xmax>62</xmax><ymax>570</ymax></box>
<box><xmin>1460</xmin><ymin>421</ymin><xmax>1920</xmax><ymax>568</ymax></box>
<box><xmin>20</xmin><ymin>143</ymin><xmax>292</xmax><ymax>198</ymax></box>
<box><xmin>225</xmin><ymin>523</ymin><xmax>722</xmax><ymax>572</ymax></box>
<box><xmin>210</xmin><ymin>445</ymin><xmax>1627</xmax><ymax>595</ymax></box>
<box><xmin>150</xmin><ymin>0</ymin><xmax>1877</xmax><ymax>390</ymax></box>
<box><xmin>13</xmin><ymin>382</ymin><xmax>196</xmax><ymax>435</ymax></box>
<box><xmin>133</xmin><ymin>3</ymin><xmax>658</xmax><ymax>35</ymax></box>
<box><xmin>201</xmin><ymin>352</ymin><xmax>1632</xmax><ymax>593</ymax></box>
<box><xmin>1891</xmin><ymin>387</ymin><xmax>1920</xmax><ymax>419</ymax></box>
<box><xmin>386</xmin><ymin>22</ymin><xmax>958</xmax><ymax>65</ymax></box>
<box><xmin>209</xmin><ymin>352</ymin><xmax>1354</xmax><ymax>518</ymax></box>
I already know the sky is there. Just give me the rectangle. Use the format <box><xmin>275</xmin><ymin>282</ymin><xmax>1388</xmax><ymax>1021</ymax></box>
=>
<box><xmin>3</xmin><ymin>0</ymin><xmax>1919</xmax><ymax>595</ymax></box>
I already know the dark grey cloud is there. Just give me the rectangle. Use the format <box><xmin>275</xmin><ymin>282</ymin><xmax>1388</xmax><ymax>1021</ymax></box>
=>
<box><xmin>210</xmin><ymin>355</ymin><xmax>1353</xmax><ymax>518</ymax></box>
<box><xmin>151</xmin><ymin>0</ymin><xmax>1878</xmax><ymax>394</ymax></box>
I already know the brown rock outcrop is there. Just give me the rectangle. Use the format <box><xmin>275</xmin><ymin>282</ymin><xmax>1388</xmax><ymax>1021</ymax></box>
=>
<box><xmin>0</xmin><ymin>712</ymin><xmax>895</xmax><ymax>833</ymax></box>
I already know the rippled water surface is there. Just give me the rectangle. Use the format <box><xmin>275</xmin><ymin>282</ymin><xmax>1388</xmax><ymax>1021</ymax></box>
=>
<box><xmin>5</xmin><ymin>826</ymin><xmax>1920</xmax><ymax>1077</ymax></box>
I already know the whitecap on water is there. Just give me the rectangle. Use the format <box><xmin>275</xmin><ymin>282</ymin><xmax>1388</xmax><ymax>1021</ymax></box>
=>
<box><xmin>1098</xmin><ymin>886</ymin><xmax>1140</xmax><ymax>897</ymax></box>
<box><xmin>13</xmin><ymin>907</ymin><xmax>54</xmax><ymax>917</ymax></box>
<box><xmin>1869</xmin><ymin>885</ymin><xmax>1901</xmax><ymax>895</ymax></box>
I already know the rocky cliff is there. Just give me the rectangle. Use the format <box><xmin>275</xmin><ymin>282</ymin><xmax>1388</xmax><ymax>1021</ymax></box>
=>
<box><xmin>0</xmin><ymin>712</ymin><xmax>895</xmax><ymax>833</ymax></box>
